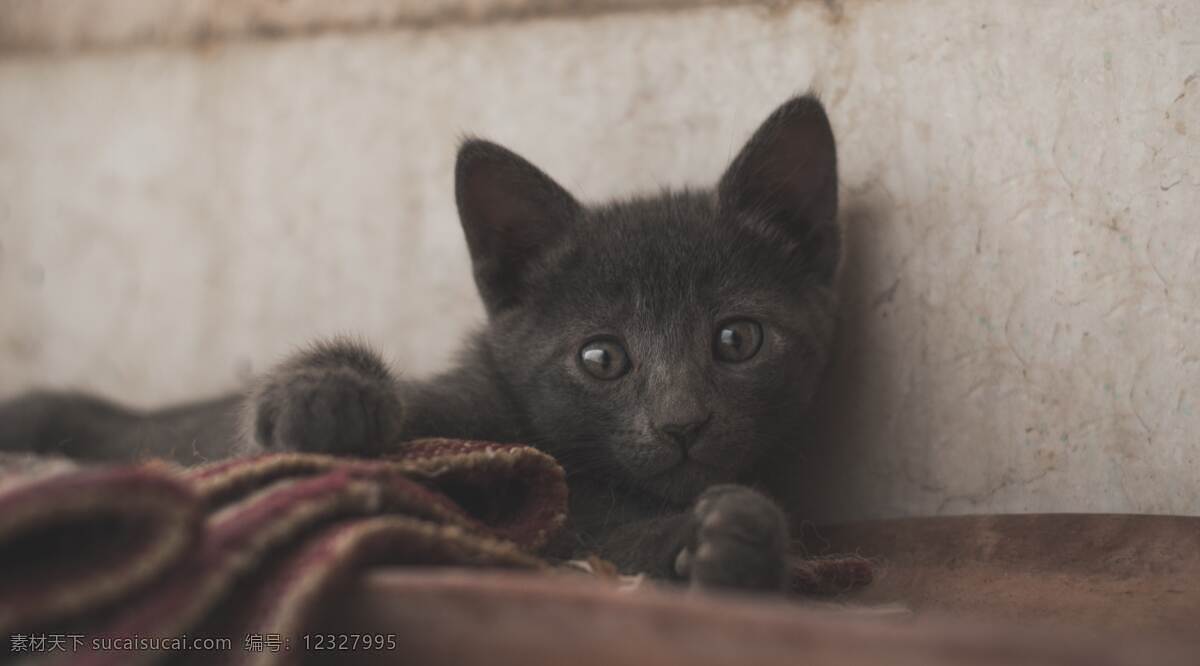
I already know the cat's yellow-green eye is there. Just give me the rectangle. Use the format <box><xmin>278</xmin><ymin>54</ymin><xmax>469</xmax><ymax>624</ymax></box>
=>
<box><xmin>714</xmin><ymin>319</ymin><xmax>763</xmax><ymax>363</ymax></box>
<box><xmin>579</xmin><ymin>338</ymin><xmax>631</xmax><ymax>380</ymax></box>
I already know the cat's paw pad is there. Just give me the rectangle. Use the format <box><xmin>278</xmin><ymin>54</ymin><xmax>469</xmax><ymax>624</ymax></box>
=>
<box><xmin>251</xmin><ymin>366</ymin><xmax>404</xmax><ymax>456</ymax></box>
<box><xmin>675</xmin><ymin>484</ymin><xmax>788</xmax><ymax>591</ymax></box>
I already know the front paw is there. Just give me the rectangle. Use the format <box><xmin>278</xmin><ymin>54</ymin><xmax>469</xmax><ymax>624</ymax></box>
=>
<box><xmin>249</xmin><ymin>342</ymin><xmax>405</xmax><ymax>456</ymax></box>
<box><xmin>674</xmin><ymin>485</ymin><xmax>788</xmax><ymax>591</ymax></box>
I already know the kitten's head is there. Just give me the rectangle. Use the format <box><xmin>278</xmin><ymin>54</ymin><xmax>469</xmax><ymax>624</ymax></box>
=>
<box><xmin>455</xmin><ymin>96</ymin><xmax>840</xmax><ymax>504</ymax></box>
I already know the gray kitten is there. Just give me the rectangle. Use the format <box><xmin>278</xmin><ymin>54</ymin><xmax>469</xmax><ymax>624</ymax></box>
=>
<box><xmin>0</xmin><ymin>95</ymin><xmax>840</xmax><ymax>591</ymax></box>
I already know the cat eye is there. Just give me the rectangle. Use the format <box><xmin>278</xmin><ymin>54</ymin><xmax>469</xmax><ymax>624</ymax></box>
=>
<box><xmin>579</xmin><ymin>338</ymin><xmax>631</xmax><ymax>380</ymax></box>
<box><xmin>714</xmin><ymin>319</ymin><xmax>763</xmax><ymax>363</ymax></box>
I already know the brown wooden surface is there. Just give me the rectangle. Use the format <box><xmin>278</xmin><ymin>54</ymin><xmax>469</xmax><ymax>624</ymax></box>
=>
<box><xmin>800</xmin><ymin>514</ymin><xmax>1200</xmax><ymax>638</ymax></box>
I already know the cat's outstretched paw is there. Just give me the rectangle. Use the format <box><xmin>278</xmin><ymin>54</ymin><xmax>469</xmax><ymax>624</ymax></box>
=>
<box><xmin>248</xmin><ymin>340</ymin><xmax>405</xmax><ymax>456</ymax></box>
<box><xmin>674</xmin><ymin>484</ymin><xmax>789</xmax><ymax>591</ymax></box>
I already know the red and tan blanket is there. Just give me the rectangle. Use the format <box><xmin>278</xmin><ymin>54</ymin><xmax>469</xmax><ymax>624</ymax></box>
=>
<box><xmin>0</xmin><ymin>440</ymin><xmax>566</xmax><ymax>666</ymax></box>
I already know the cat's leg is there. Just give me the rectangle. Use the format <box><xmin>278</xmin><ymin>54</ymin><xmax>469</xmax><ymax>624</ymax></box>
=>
<box><xmin>247</xmin><ymin>336</ymin><xmax>520</xmax><ymax>455</ymax></box>
<box><xmin>584</xmin><ymin>484</ymin><xmax>789</xmax><ymax>591</ymax></box>
<box><xmin>247</xmin><ymin>339</ymin><xmax>405</xmax><ymax>455</ymax></box>
<box><xmin>673</xmin><ymin>484</ymin><xmax>789</xmax><ymax>590</ymax></box>
<box><xmin>0</xmin><ymin>335</ymin><xmax>510</xmax><ymax>462</ymax></box>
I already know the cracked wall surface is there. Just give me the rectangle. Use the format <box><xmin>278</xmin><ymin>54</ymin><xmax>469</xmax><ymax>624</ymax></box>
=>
<box><xmin>0</xmin><ymin>0</ymin><xmax>1197</xmax><ymax>520</ymax></box>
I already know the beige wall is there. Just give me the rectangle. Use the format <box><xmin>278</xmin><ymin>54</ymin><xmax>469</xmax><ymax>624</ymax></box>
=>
<box><xmin>1</xmin><ymin>0</ymin><xmax>1197</xmax><ymax>520</ymax></box>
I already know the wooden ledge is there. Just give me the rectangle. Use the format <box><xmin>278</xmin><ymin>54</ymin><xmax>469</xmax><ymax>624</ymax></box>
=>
<box><xmin>0</xmin><ymin>0</ymin><xmax>785</xmax><ymax>56</ymax></box>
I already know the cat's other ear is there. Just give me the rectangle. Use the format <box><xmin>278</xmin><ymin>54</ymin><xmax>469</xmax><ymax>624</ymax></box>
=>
<box><xmin>455</xmin><ymin>139</ymin><xmax>581</xmax><ymax>314</ymax></box>
<box><xmin>718</xmin><ymin>95</ymin><xmax>840</xmax><ymax>282</ymax></box>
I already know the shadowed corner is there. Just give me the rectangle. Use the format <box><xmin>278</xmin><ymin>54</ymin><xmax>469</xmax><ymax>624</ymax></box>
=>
<box><xmin>767</xmin><ymin>185</ymin><xmax>919</xmax><ymax>525</ymax></box>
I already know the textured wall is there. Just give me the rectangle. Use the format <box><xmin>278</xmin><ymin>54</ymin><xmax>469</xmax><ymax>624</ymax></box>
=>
<box><xmin>0</xmin><ymin>1</ymin><xmax>1196</xmax><ymax>520</ymax></box>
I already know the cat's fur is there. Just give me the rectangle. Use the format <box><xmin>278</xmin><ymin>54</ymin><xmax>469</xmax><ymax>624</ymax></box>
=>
<box><xmin>0</xmin><ymin>95</ymin><xmax>840</xmax><ymax>591</ymax></box>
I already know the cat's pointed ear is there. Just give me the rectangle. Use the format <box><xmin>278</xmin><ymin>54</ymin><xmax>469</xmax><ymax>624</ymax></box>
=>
<box><xmin>455</xmin><ymin>139</ymin><xmax>581</xmax><ymax>314</ymax></box>
<box><xmin>718</xmin><ymin>95</ymin><xmax>840</xmax><ymax>281</ymax></box>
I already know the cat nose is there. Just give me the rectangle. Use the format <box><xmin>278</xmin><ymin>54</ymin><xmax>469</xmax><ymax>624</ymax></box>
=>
<box><xmin>655</xmin><ymin>412</ymin><xmax>712</xmax><ymax>450</ymax></box>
